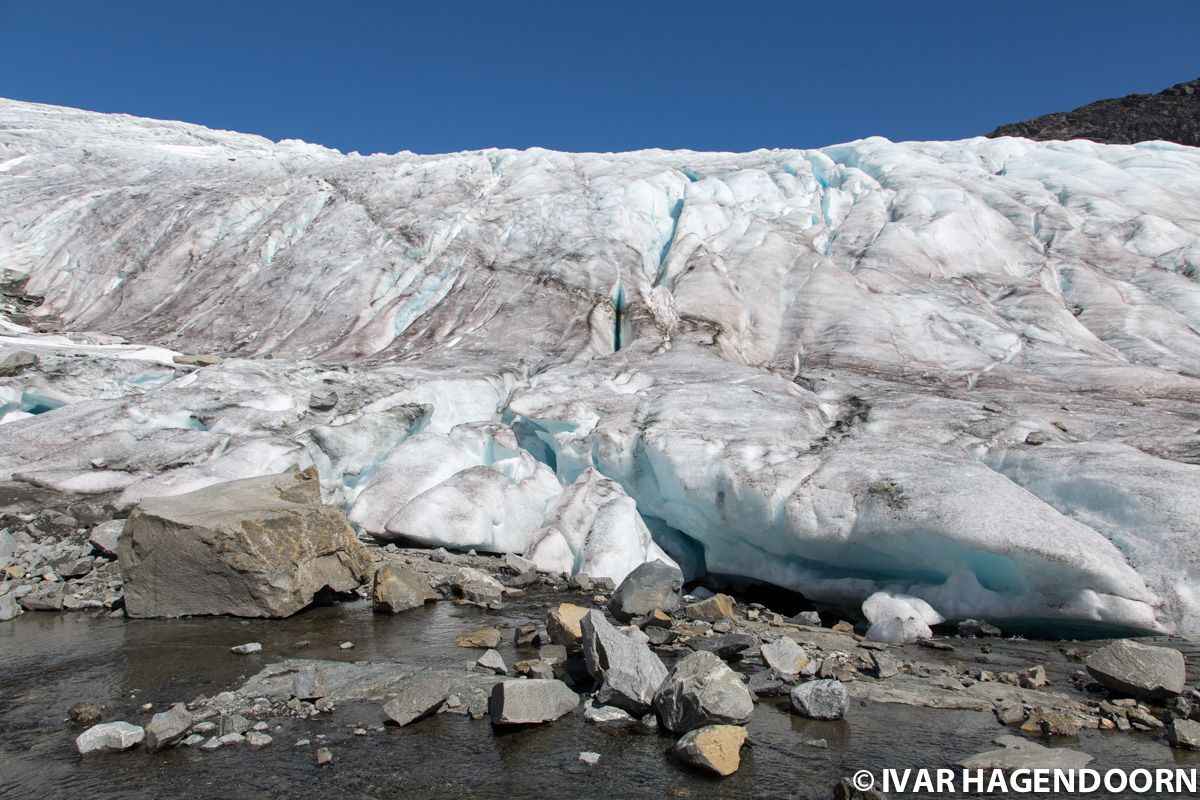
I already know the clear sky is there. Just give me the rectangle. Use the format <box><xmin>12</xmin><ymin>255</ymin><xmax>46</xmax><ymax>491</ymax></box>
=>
<box><xmin>2</xmin><ymin>1</ymin><xmax>1197</xmax><ymax>155</ymax></box>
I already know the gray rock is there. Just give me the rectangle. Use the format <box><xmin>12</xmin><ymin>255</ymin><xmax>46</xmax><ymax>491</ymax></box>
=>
<box><xmin>308</xmin><ymin>387</ymin><xmax>338</xmax><ymax>411</ymax></box>
<box><xmin>746</xmin><ymin>669</ymin><xmax>791</xmax><ymax>697</ymax></box>
<box><xmin>502</xmin><ymin>552</ymin><xmax>536</xmax><ymax>575</ymax></box>
<box><xmin>372</xmin><ymin>565</ymin><xmax>436</xmax><ymax>614</ymax></box>
<box><xmin>0</xmin><ymin>350</ymin><xmax>38</xmax><ymax>377</ymax></box>
<box><xmin>581</xmin><ymin>609</ymin><xmax>668</xmax><ymax>715</ymax></box>
<box><xmin>88</xmin><ymin>520</ymin><xmax>124</xmax><ymax>559</ymax></box>
<box><xmin>684</xmin><ymin>633</ymin><xmax>758</xmax><ymax>660</ymax></box>
<box><xmin>145</xmin><ymin>703</ymin><xmax>192</xmax><ymax>752</ymax></box>
<box><xmin>1168</xmin><ymin>718</ymin><xmax>1200</xmax><ymax>750</ymax></box>
<box><xmin>76</xmin><ymin>721</ymin><xmax>145</xmax><ymax>754</ymax></box>
<box><xmin>292</xmin><ymin>664</ymin><xmax>328</xmax><ymax>700</ymax></box>
<box><xmin>867</xmin><ymin>650</ymin><xmax>899</xmax><ymax>679</ymax></box>
<box><xmin>791</xmin><ymin>610</ymin><xmax>822</xmax><ymax>626</ymax></box>
<box><xmin>476</xmin><ymin>649</ymin><xmax>508</xmax><ymax>675</ymax></box>
<box><xmin>315</xmin><ymin>747</ymin><xmax>333</xmax><ymax>766</ymax></box>
<box><xmin>451</xmin><ymin>567</ymin><xmax>505</xmax><ymax>605</ymax></box>
<box><xmin>582</xmin><ymin>700</ymin><xmax>636</xmax><ymax>727</ymax></box>
<box><xmin>653</xmin><ymin>650</ymin><xmax>754</xmax><ymax>734</ymax></box>
<box><xmin>1085</xmin><ymin>639</ymin><xmax>1186</xmax><ymax>699</ymax></box>
<box><xmin>488</xmin><ymin>679</ymin><xmax>579</xmax><ymax>725</ymax></box>
<box><xmin>429</xmin><ymin>547</ymin><xmax>451</xmax><ymax>563</ymax></box>
<box><xmin>57</xmin><ymin>557</ymin><xmax>94</xmax><ymax>578</ymax></box>
<box><xmin>19</xmin><ymin>581</ymin><xmax>64</xmax><ymax>611</ymax></box>
<box><xmin>0</xmin><ymin>590</ymin><xmax>19</xmax><ymax>621</ymax></box>
<box><xmin>608</xmin><ymin>560</ymin><xmax>683</xmax><ymax>621</ymax></box>
<box><xmin>958</xmin><ymin>734</ymin><xmax>1093</xmax><ymax>771</ymax></box>
<box><xmin>120</xmin><ymin>466</ymin><xmax>373</xmax><ymax>618</ymax></box>
<box><xmin>382</xmin><ymin>673</ymin><xmax>453</xmax><ymax>726</ymax></box>
<box><xmin>957</xmin><ymin>618</ymin><xmax>1002</xmax><ymax>637</ymax></box>
<box><xmin>790</xmin><ymin>679</ymin><xmax>849</xmax><ymax>720</ymax></box>
<box><xmin>568</xmin><ymin>573</ymin><xmax>593</xmax><ymax>592</ymax></box>
<box><xmin>230</xmin><ymin>642</ymin><xmax>262</xmax><ymax>655</ymax></box>
<box><xmin>0</xmin><ymin>530</ymin><xmax>15</xmax><ymax>559</ymax></box>
<box><xmin>760</xmin><ymin>638</ymin><xmax>809</xmax><ymax>675</ymax></box>
<box><xmin>219</xmin><ymin>714</ymin><xmax>251</xmax><ymax>736</ymax></box>
<box><xmin>578</xmin><ymin>751</ymin><xmax>601</xmax><ymax>767</ymax></box>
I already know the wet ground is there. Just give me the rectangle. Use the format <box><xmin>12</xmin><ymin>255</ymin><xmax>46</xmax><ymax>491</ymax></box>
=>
<box><xmin>2</xmin><ymin>592</ymin><xmax>1198</xmax><ymax>800</ymax></box>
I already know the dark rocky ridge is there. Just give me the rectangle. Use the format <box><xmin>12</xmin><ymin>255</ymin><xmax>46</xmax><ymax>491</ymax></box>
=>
<box><xmin>989</xmin><ymin>77</ymin><xmax>1200</xmax><ymax>146</ymax></box>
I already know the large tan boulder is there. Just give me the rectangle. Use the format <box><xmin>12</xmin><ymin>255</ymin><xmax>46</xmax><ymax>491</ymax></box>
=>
<box><xmin>119</xmin><ymin>466</ymin><xmax>373</xmax><ymax>618</ymax></box>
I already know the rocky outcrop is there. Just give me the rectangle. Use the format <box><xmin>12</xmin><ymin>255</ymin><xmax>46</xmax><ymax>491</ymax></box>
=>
<box><xmin>119</xmin><ymin>466</ymin><xmax>373</xmax><ymax>618</ymax></box>
<box><xmin>989</xmin><ymin>77</ymin><xmax>1200</xmax><ymax>146</ymax></box>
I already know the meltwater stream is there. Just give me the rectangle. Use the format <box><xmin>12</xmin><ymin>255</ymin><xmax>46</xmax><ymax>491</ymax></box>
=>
<box><xmin>2</xmin><ymin>592</ymin><xmax>1197</xmax><ymax>800</ymax></box>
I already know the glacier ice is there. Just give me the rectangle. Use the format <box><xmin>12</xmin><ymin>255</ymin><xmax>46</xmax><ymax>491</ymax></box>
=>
<box><xmin>1</xmin><ymin>98</ymin><xmax>1199</xmax><ymax>632</ymax></box>
<box><xmin>862</xmin><ymin>590</ymin><xmax>945</xmax><ymax>644</ymax></box>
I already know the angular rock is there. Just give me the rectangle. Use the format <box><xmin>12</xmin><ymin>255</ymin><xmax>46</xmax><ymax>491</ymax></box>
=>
<box><xmin>455</xmin><ymin>627</ymin><xmax>501</xmax><ymax>649</ymax></box>
<box><xmin>653</xmin><ymin>650</ymin><xmax>754</xmax><ymax>734</ymax></box>
<box><xmin>583</xmin><ymin>700</ymin><xmax>636</xmax><ymax>727</ymax></box>
<box><xmin>88</xmin><ymin>520</ymin><xmax>124</xmax><ymax>559</ymax></box>
<box><xmin>145</xmin><ymin>703</ymin><xmax>192</xmax><ymax>752</ymax></box>
<box><xmin>581</xmin><ymin>609</ymin><xmax>668</xmax><ymax>715</ymax></box>
<box><xmin>546</xmin><ymin>602</ymin><xmax>589</xmax><ymax>648</ymax></box>
<box><xmin>684</xmin><ymin>633</ymin><xmax>758</xmax><ymax>660</ymax></box>
<box><xmin>790</xmin><ymin>679</ymin><xmax>849</xmax><ymax>720</ymax></box>
<box><xmin>488</xmin><ymin>679</ymin><xmax>579</xmax><ymax>725</ymax></box>
<box><xmin>292</xmin><ymin>664</ymin><xmax>328</xmax><ymax>700</ymax></box>
<box><xmin>672</xmin><ymin>724</ymin><xmax>747</xmax><ymax>777</ymax></box>
<box><xmin>19</xmin><ymin>581</ymin><xmax>64</xmax><ymax>611</ymax></box>
<box><xmin>382</xmin><ymin>673</ymin><xmax>452</xmax><ymax>726</ymax></box>
<box><xmin>1085</xmin><ymin>640</ymin><xmax>1186</xmax><ymax>699</ymax></box>
<box><xmin>476</xmin><ymin>649</ymin><xmax>508</xmax><ymax>675</ymax></box>
<box><xmin>0</xmin><ymin>350</ymin><xmax>38</xmax><ymax>377</ymax></box>
<box><xmin>502</xmin><ymin>552</ymin><xmax>536</xmax><ymax>575</ymax></box>
<box><xmin>0</xmin><ymin>590</ymin><xmax>19</xmax><ymax>621</ymax></box>
<box><xmin>747</xmin><ymin>669</ymin><xmax>791</xmax><ymax>698</ymax></box>
<box><xmin>608</xmin><ymin>560</ymin><xmax>682</xmax><ymax>621</ymax></box>
<box><xmin>230</xmin><ymin>642</ymin><xmax>262</xmax><ymax>655</ymax></box>
<box><xmin>451</xmin><ymin>567</ymin><xmax>504</xmax><ymax>605</ymax></box>
<box><xmin>760</xmin><ymin>638</ymin><xmax>809</xmax><ymax>675</ymax></box>
<box><xmin>120</xmin><ymin>466</ymin><xmax>372</xmax><ymax>618</ymax></box>
<box><xmin>76</xmin><ymin>721</ymin><xmax>145</xmax><ymax>754</ymax></box>
<box><xmin>308</xmin><ymin>387</ymin><xmax>338</xmax><ymax>411</ymax></box>
<box><xmin>958</xmin><ymin>735</ymin><xmax>1093</xmax><ymax>771</ymax></box>
<box><xmin>1168</xmin><ymin>718</ymin><xmax>1200</xmax><ymax>750</ymax></box>
<box><xmin>684</xmin><ymin>594</ymin><xmax>736</xmax><ymax>623</ymax></box>
<box><xmin>372</xmin><ymin>565</ymin><xmax>436</xmax><ymax>614</ymax></box>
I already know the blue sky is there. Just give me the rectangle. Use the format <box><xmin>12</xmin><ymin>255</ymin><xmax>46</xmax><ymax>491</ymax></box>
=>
<box><xmin>1</xmin><ymin>1</ymin><xmax>1197</xmax><ymax>154</ymax></box>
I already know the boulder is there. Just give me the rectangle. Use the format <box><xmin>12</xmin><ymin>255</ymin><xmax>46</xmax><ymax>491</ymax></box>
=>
<box><xmin>672</xmin><ymin>724</ymin><xmax>748</xmax><ymax>777</ymax></box>
<box><xmin>145</xmin><ymin>703</ymin><xmax>192</xmax><ymax>752</ymax></box>
<box><xmin>684</xmin><ymin>594</ymin><xmax>736</xmax><ymax>623</ymax></box>
<box><xmin>488</xmin><ymin>679</ymin><xmax>579</xmax><ymax>725</ymax></box>
<box><xmin>608</xmin><ymin>560</ymin><xmax>682</xmax><ymax>621</ymax></box>
<box><xmin>451</xmin><ymin>567</ymin><xmax>504</xmax><ymax>605</ymax></box>
<box><xmin>372</xmin><ymin>565</ymin><xmax>436</xmax><ymax>614</ymax></box>
<box><xmin>19</xmin><ymin>582</ymin><xmax>64</xmax><ymax>611</ymax></box>
<box><xmin>957</xmin><ymin>618</ymin><xmax>1002</xmax><ymax>638</ymax></box>
<box><xmin>790</xmin><ymin>679</ymin><xmax>849</xmax><ymax>720</ymax></box>
<box><xmin>581</xmin><ymin>609</ymin><xmax>668</xmax><ymax>715</ymax></box>
<box><xmin>957</xmin><ymin>735</ymin><xmax>1093</xmax><ymax>771</ymax></box>
<box><xmin>546</xmin><ymin>602</ymin><xmax>589</xmax><ymax>648</ymax></box>
<box><xmin>308</xmin><ymin>387</ymin><xmax>338</xmax><ymax>411</ymax></box>
<box><xmin>1085</xmin><ymin>640</ymin><xmax>1186</xmax><ymax>699</ymax></box>
<box><xmin>76</xmin><ymin>721</ymin><xmax>145</xmax><ymax>754</ymax></box>
<box><xmin>88</xmin><ymin>520</ymin><xmax>124</xmax><ymax>559</ymax></box>
<box><xmin>1169</xmin><ymin>718</ymin><xmax>1200</xmax><ymax>750</ymax></box>
<box><xmin>0</xmin><ymin>350</ymin><xmax>38</xmax><ymax>377</ymax></box>
<box><xmin>760</xmin><ymin>638</ymin><xmax>809</xmax><ymax>675</ymax></box>
<box><xmin>455</xmin><ymin>627</ymin><xmax>501</xmax><ymax>649</ymax></box>
<box><xmin>476</xmin><ymin>649</ymin><xmax>508</xmax><ymax>675</ymax></box>
<box><xmin>382</xmin><ymin>673</ymin><xmax>453</xmax><ymax>726</ymax></box>
<box><xmin>119</xmin><ymin>467</ymin><xmax>373</xmax><ymax>618</ymax></box>
<box><xmin>653</xmin><ymin>650</ymin><xmax>754</xmax><ymax>734</ymax></box>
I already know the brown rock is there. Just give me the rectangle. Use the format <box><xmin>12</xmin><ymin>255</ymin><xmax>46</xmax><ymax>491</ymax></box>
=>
<box><xmin>372</xmin><ymin>565</ymin><xmax>436</xmax><ymax>614</ymax></box>
<box><xmin>455</xmin><ymin>627</ymin><xmax>502</xmax><ymax>649</ymax></box>
<box><xmin>684</xmin><ymin>594</ymin><xmax>736</xmax><ymax>623</ymax></box>
<box><xmin>671</xmin><ymin>724</ymin><xmax>747</xmax><ymax>777</ymax></box>
<box><xmin>546</xmin><ymin>602</ymin><xmax>589</xmax><ymax>647</ymax></box>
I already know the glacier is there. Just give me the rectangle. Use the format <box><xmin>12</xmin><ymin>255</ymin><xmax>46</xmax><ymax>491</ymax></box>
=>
<box><xmin>1</xmin><ymin>98</ymin><xmax>1199</xmax><ymax>630</ymax></box>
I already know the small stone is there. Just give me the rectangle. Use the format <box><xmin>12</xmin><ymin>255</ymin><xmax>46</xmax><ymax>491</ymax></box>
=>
<box><xmin>583</xmin><ymin>701</ymin><xmax>636</xmax><ymax>728</ymax></box>
<box><xmin>76</xmin><ymin>721</ymin><xmax>145</xmax><ymax>754</ymax></box>
<box><xmin>245</xmin><ymin>731</ymin><xmax>273</xmax><ymax>749</ymax></box>
<box><xmin>1020</xmin><ymin>665</ymin><xmax>1047</xmax><ymax>689</ymax></box>
<box><xmin>200</xmin><ymin>737</ymin><xmax>222</xmax><ymax>751</ymax></box>
<box><xmin>760</xmin><ymin>637</ymin><xmax>809</xmax><ymax>675</ymax></box>
<box><xmin>683</xmin><ymin>594</ymin><xmax>736</xmax><ymax>623</ymax></box>
<box><xmin>145</xmin><ymin>703</ymin><xmax>193</xmax><ymax>752</ymax></box>
<box><xmin>790</xmin><ymin>679</ymin><xmax>849</xmax><ymax>720</ymax></box>
<box><xmin>308</xmin><ymin>387</ymin><xmax>338</xmax><ymax>411</ymax></box>
<box><xmin>957</xmin><ymin>618</ymin><xmax>1002</xmax><ymax>637</ymax></box>
<box><xmin>315</xmin><ymin>747</ymin><xmax>333</xmax><ymax>766</ymax></box>
<box><xmin>181</xmin><ymin>734</ymin><xmax>205</xmax><ymax>747</ymax></box>
<box><xmin>578</xmin><ymin>751</ymin><xmax>601</xmax><ymax>766</ymax></box>
<box><xmin>791</xmin><ymin>610</ymin><xmax>821</xmax><ymax>626</ymax></box>
<box><xmin>339</xmin><ymin>641</ymin><xmax>354</xmax><ymax>650</ymax></box>
<box><xmin>477</xmin><ymin>649</ymin><xmax>508</xmax><ymax>675</ymax></box>
<box><xmin>68</xmin><ymin>702</ymin><xmax>103</xmax><ymax>726</ymax></box>
<box><xmin>568</xmin><ymin>573</ymin><xmax>593</xmax><ymax>592</ymax></box>
<box><xmin>1038</xmin><ymin>710</ymin><xmax>1082</xmax><ymax>737</ymax></box>
<box><xmin>429</xmin><ymin>547</ymin><xmax>450</xmax><ymax>563</ymax></box>
<box><xmin>455</xmin><ymin>627</ymin><xmax>502</xmax><ymax>649</ymax></box>
<box><xmin>230</xmin><ymin>642</ymin><xmax>262</xmax><ymax>655</ymax></box>
<box><xmin>672</xmin><ymin>724</ymin><xmax>747</xmax><ymax>777</ymax></box>
<box><xmin>831</xmin><ymin>621</ymin><xmax>854</xmax><ymax>633</ymax></box>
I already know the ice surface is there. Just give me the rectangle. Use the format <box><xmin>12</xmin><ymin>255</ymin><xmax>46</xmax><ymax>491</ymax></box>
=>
<box><xmin>2</xmin><ymin>99</ymin><xmax>1199</xmax><ymax>631</ymax></box>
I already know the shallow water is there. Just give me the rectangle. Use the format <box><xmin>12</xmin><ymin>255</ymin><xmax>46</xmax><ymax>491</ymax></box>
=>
<box><xmin>2</xmin><ymin>598</ymin><xmax>1197</xmax><ymax>800</ymax></box>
